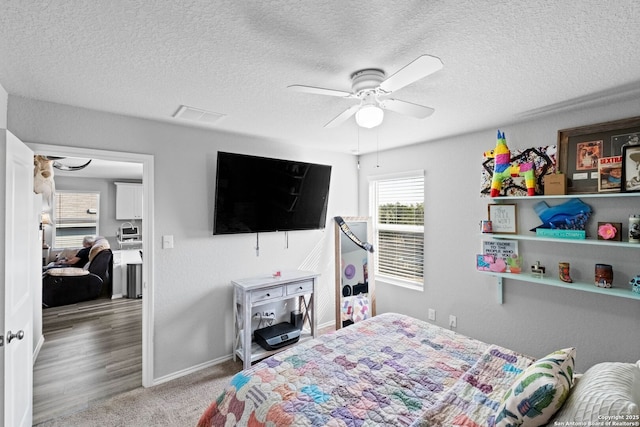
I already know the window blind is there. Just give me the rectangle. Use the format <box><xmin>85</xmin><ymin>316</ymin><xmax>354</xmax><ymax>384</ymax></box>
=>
<box><xmin>54</xmin><ymin>191</ymin><xmax>99</xmax><ymax>248</ymax></box>
<box><xmin>371</xmin><ymin>173</ymin><xmax>424</xmax><ymax>288</ymax></box>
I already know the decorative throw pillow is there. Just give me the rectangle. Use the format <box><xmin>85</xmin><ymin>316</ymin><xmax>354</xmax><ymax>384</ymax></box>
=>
<box><xmin>89</xmin><ymin>237</ymin><xmax>110</xmax><ymax>261</ymax></box>
<box><xmin>494</xmin><ymin>347</ymin><xmax>576</xmax><ymax>427</ymax></box>
<box><xmin>46</xmin><ymin>267</ymin><xmax>89</xmax><ymax>277</ymax></box>
<box><xmin>547</xmin><ymin>361</ymin><xmax>640</xmax><ymax>422</ymax></box>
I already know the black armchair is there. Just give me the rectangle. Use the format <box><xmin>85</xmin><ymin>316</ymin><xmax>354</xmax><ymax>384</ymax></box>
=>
<box><xmin>42</xmin><ymin>248</ymin><xmax>113</xmax><ymax>308</ymax></box>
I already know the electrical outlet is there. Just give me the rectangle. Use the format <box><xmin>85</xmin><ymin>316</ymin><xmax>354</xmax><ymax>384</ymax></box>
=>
<box><xmin>449</xmin><ymin>315</ymin><xmax>457</xmax><ymax>328</ymax></box>
<box><xmin>428</xmin><ymin>308</ymin><xmax>436</xmax><ymax>321</ymax></box>
<box><xmin>260</xmin><ymin>311</ymin><xmax>276</xmax><ymax>319</ymax></box>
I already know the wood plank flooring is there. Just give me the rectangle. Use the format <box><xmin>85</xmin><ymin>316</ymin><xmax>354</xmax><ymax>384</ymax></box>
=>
<box><xmin>33</xmin><ymin>297</ymin><xmax>142</xmax><ymax>425</ymax></box>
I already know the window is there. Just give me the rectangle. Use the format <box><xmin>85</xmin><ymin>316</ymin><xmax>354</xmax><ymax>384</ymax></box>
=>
<box><xmin>370</xmin><ymin>171</ymin><xmax>424</xmax><ymax>289</ymax></box>
<box><xmin>54</xmin><ymin>191</ymin><xmax>99</xmax><ymax>248</ymax></box>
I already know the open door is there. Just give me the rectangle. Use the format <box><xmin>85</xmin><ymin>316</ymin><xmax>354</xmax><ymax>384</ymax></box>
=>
<box><xmin>1</xmin><ymin>130</ymin><xmax>35</xmax><ymax>427</ymax></box>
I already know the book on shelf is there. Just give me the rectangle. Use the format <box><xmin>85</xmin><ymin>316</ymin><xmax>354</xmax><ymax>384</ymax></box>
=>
<box><xmin>535</xmin><ymin>228</ymin><xmax>586</xmax><ymax>239</ymax></box>
<box><xmin>598</xmin><ymin>155</ymin><xmax>622</xmax><ymax>192</ymax></box>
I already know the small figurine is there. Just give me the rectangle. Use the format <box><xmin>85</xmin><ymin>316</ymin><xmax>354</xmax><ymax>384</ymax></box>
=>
<box><xmin>531</xmin><ymin>261</ymin><xmax>545</xmax><ymax>279</ymax></box>
<box><xmin>559</xmin><ymin>262</ymin><xmax>573</xmax><ymax>283</ymax></box>
<box><xmin>630</xmin><ymin>275</ymin><xmax>640</xmax><ymax>294</ymax></box>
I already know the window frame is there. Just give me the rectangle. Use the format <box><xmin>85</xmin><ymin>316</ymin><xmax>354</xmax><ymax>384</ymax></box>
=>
<box><xmin>369</xmin><ymin>170</ymin><xmax>425</xmax><ymax>291</ymax></box>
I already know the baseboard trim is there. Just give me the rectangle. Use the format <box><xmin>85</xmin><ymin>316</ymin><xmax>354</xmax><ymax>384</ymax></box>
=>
<box><xmin>33</xmin><ymin>334</ymin><xmax>45</xmax><ymax>365</ymax></box>
<box><xmin>318</xmin><ymin>320</ymin><xmax>335</xmax><ymax>332</ymax></box>
<box><xmin>150</xmin><ymin>321</ymin><xmax>335</xmax><ymax>387</ymax></box>
<box><xmin>151</xmin><ymin>354</ymin><xmax>234</xmax><ymax>386</ymax></box>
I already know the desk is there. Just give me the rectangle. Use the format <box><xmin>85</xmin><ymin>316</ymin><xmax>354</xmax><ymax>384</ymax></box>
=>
<box><xmin>233</xmin><ymin>270</ymin><xmax>318</xmax><ymax>369</ymax></box>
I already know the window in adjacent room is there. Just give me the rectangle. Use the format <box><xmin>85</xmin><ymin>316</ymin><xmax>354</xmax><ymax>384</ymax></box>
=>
<box><xmin>370</xmin><ymin>171</ymin><xmax>424</xmax><ymax>290</ymax></box>
<box><xmin>54</xmin><ymin>191</ymin><xmax>100</xmax><ymax>248</ymax></box>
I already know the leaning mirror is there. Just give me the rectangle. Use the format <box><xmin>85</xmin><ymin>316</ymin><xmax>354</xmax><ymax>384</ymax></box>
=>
<box><xmin>334</xmin><ymin>216</ymin><xmax>376</xmax><ymax>330</ymax></box>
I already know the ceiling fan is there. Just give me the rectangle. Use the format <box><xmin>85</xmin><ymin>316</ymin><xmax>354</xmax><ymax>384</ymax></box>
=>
<box><xmin>288</xmin><ymin>54</ymin><xmax>443</xmax><ymax>129</ymax></box>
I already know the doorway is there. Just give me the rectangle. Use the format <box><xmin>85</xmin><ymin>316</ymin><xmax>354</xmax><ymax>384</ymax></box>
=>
<box><xmin>27</xmin><ymin>144</ymin><xmax>154</xmax><ymax>411</ymax></box>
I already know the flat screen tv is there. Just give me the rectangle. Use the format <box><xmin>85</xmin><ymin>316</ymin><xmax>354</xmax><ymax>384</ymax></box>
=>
<box><xmin>213</xmin><ymin>152</ymin><xmax>332</xmax><ymax>235</ymax></box>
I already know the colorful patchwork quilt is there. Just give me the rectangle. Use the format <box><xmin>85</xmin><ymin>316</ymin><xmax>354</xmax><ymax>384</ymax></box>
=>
<box><xmin>197</xmin><ymin>313</ymin><xmax>534</xmax><ymax>427</ymax></box>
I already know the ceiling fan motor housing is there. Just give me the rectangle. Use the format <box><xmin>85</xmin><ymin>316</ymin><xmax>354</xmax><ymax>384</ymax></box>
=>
<box><xmin>351</xmin><ymin>69</ymin><xmax>385</xmax><ymax>95</ymax></box>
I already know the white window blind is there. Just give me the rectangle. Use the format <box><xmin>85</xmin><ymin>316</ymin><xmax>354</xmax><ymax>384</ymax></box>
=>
<box><xmin>370</xmin><ymin>172</ymin><xmax>424</xmax><ymax>288</ymax></box>
<box><xmin>54</xmin><ymin>191</ymin><xmax>99</xmax><ymax>248</ymax></box>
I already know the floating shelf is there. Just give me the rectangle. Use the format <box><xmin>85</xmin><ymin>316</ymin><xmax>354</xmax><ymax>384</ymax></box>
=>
<box><xmin>489</xmin><ymin>192</ymin><xmax>640</xmax><ymax>200</ymax></box>
<box><xmin>479</xmin><ymin>271</ymin><xmax>640</xmax><ymax>303</ymax></box>
<box><xmin>486</xmin><ymin>234</ymin><xmax>640</xmax><ymax>248</ymax></box>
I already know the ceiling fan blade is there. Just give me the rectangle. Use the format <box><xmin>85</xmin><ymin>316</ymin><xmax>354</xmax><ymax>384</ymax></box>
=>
<box><xmin>379</xmin><ymin>55</ymin><xmax>443</xmax><ymax>93</ymax></box>
<box><xmin>324</xmin><ymin>104</ymin><xmax>361</xmax><ymax>128</ymax></box>
<box><xmin>288</xmin><ymin>84</ymin><xmax>354</xmax><ymax>98</ymax></box>
<box><xmin>379</xmin><ymin>98</ymin><xmax>435</xmax><ymax>119</ymax></box>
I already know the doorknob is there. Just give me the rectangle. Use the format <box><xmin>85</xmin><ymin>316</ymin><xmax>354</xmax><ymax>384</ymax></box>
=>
<box><xmin>7</xmin><ymin>330</ymin><xmax>24</xmax><ymax>343</ymax></box>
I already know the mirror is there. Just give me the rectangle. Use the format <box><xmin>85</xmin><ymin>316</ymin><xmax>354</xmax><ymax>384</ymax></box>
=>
<box><xmin>334</xmin><ymin>216</ymin><xmax>376</xmax><ymax>330</ymax></box>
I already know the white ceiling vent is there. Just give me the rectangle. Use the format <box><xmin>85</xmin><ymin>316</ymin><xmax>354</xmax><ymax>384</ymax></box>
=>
<box><xmin>173</xmin><ymin>105</ymin><xmax>226</xmax><ymax>125</ymax></box>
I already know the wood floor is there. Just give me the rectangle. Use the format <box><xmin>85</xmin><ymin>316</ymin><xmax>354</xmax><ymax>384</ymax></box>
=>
<box><xmin>33</xmin><ymin>297</ymin><xmax>142</xmax><ymax>425</ymax></box>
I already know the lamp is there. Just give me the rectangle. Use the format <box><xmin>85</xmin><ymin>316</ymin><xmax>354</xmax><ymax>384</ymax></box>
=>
<box><xmin>41</xmin><ymin>212</ymin><xmax>51</xmax><ymax>249</ymax></box>
<box><xmin>41</xmin><ymin>213</ymin><xmax>51</xmax><ymax>225</ymax></box>
<box><xmin>355</xmin><ymin>104</ymin><xmax>384</xmax><ymax>129</ymax></box>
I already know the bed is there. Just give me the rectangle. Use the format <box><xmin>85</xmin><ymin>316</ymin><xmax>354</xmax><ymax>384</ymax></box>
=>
<box><xmin>198</xmin><ymin>313</ymin><xmax>639</xmax><ymax>426</ymax></box>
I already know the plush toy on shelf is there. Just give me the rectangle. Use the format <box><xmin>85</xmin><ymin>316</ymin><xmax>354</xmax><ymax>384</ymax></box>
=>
<box><xmin>484</xmin><ymin>130</ymin><xmax>536</xmax><ymax>197</ymax></box>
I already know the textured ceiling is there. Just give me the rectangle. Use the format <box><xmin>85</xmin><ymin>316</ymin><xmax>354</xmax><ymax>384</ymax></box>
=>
<box><xmin>2</xmin><ymin>1</ymin><xmax>640</xmax><ymax>154</ymax></box>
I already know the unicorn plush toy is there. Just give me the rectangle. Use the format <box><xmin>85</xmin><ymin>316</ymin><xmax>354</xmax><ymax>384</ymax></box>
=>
<box><xmin>484</xmin><ymin>131</ymin><xmax>536</xmax><ymax>197</ymax></box>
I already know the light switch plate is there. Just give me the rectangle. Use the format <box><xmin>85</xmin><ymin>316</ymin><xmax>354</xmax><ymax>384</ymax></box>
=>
<box><xmin>162</xmin><ymin>235</ymin><xmax>174</xmax><ymax>249</ymax></box>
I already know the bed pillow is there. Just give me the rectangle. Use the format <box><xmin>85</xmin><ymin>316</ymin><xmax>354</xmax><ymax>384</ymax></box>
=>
<box><xmin>494</xmin><ymin>347</ymin><xmax>575</xmax><ymax>427</ymax></box>
<box><xmin>547</xmin><ymin>361</ymin><xmax>640</xmax><ymax>423</ymax></box>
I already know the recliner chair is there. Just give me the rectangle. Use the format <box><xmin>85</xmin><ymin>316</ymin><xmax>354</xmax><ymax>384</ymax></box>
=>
<box><xmin>42</xmin><ymin>248</ymin><xmax>113</xmax><ymax>308</ymax></box>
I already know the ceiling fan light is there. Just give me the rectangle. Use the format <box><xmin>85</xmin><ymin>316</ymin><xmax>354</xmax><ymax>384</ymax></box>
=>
<box><xmin>355</xmin><ymin>105</ymin><xmax>384</xmax><ymax>128</ymax></box>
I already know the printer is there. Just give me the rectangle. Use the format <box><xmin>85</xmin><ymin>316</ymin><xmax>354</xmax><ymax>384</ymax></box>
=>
<box><xmin>253</xmin><ymin>322</ymin><xmax>300</xmax><ymax>350</ymax></box>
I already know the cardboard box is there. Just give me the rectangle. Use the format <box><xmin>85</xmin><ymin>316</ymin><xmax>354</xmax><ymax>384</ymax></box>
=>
<box><xmin>544</xmin><ymin>173</ymin><xmax>566</xmax><ymax>195</ymax></box>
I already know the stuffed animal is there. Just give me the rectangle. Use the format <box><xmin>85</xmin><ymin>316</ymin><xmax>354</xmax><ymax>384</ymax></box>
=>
<box><xmin>484</xmin><ymin>131</ymin><xmax>536</xmax><ymax>197</ymax></box>
<box><xmin>34</xmin><ymin>155</ymin><xmax>55</xmax><ymax>208</ymax></box>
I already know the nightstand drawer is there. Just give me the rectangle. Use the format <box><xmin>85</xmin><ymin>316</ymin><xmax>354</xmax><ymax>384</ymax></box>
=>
<box><xmin>250</xmin><ymin>286</ymin><xmax>283</xmax><ymax>302</ymax></box>
<box><xmin>286</xmin><ymin>280</ymin><xmax>313</xmax><ymax>295</ymax></box>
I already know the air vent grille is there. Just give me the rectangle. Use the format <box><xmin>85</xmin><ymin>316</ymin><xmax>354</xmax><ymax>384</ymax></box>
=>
<box><xmin>173</xmin><ymin>105</ymin><xmax>226</xmax><ymax>125</ymax></box>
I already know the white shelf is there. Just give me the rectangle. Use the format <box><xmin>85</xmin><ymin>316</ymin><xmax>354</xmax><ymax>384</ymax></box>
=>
<box><xmin>489</xmin><ymin>192</ymin><xmax>640</xmax><ymax>200</ymax></box>
<box><xmin>235</xmin><ymin>332</ymin><xmax>313</xmax><ymax>365</ymax></box>
<box><xmin>480</xmin><ymin>271</ymin><xmax>640</xmax><ymax>302</ymax></box>
<box><xmin>486</xmin><ymin>234</ymin><xmax>640</xmax><ymax>248</ymax></box>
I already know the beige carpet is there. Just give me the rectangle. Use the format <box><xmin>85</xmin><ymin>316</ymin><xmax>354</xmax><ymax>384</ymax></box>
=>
<box><xmin>34</xmin><ymin>358</ymin><xmax>243</xmax><ymax>427</ymax></box>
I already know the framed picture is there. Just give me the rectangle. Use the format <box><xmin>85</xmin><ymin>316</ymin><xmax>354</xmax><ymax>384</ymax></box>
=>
<box><xmin>575</xmin><ymin>140</ymin><xmax>602</xmax><ymax>171</ymax></box>
<box><xmin>597</xmin><ymin>155</ymin><xmax>622</xmax><ymax>192</ymax></box>
<box><xmin>558</xmin><ymin>116</ymin><xmax>640</xmax><ymax>194</ymax></box>
<box><xmin>487</xmin><ymin>204</ymin><xmax>517</xmax><ymax>234</ymax></box>
<box><xmin>622</xmin><ymin>145</ymin><xmax>640</xmax><ymax>192</ymax></box>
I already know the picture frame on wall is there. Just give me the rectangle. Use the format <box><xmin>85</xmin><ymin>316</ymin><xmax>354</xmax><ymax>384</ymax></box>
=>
<box><xmin>558</xmin><ymin>116</ymin><xmax>640</xmax><ymax>194</ymax></box>
<box><xmin>621</xmin><ymin>145</ymin><xmax>640</xmax><ymax>192</ymax></box>
<box><xmin>487</xmin><ymin>204</ymin><xmax>517</xmax><ymax>234</ymax></box>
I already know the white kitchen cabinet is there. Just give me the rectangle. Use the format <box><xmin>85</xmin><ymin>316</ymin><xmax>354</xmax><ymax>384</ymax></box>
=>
<box><xmin>115</xmin><ymin>182</ymin><xmax>143</xmax><ymax>220</ymax></box>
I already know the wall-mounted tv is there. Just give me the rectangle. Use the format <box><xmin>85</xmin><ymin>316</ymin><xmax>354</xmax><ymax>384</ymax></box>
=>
<box><xmin>213</xmin><ymin>152</ymin><xmax>332</xmax><ymax>235</ymax></box>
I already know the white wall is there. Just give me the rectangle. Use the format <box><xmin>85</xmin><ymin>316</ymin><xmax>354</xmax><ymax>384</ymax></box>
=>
<box><xmin>0</xmin><ymin>81</ymin><xmax>7</xmax><ymax>128</ymax></box>
<box><xmin>358</xmin><ymin>98</ymin><xmax>640</xmax><ymax>372</ymax></box>
<box><xmin>8</xmin><ymin>96</ymin><xmax>358</xmax><ymax>379</ymax></box>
